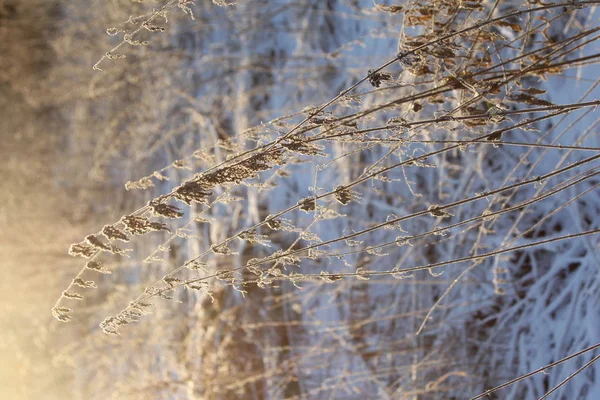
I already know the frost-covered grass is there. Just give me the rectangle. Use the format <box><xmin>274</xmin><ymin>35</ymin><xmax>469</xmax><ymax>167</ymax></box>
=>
<box><xmin>47</xmin><ymin>1</ymin><xmax>600</xmax><ymax>398</ymax></box>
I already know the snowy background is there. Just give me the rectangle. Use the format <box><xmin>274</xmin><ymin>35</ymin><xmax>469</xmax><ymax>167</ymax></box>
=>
<box><xmin>1</xmin><ymin>0</ymin><xmax>600</xmax><ymax>399</ymax></box>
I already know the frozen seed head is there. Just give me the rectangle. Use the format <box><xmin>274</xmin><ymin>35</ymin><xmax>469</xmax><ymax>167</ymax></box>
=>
<box><xmin>298</xmin><ymin>197</ymin><xmax>316</xmax><ymax>213</ymax></box>
<box><xmin>99</xmin><ymin>301</ymin><xmax>154</xmax><ymax>336</ymax></box>
<box><xmin>149</xmin><ymin>198</ymin><xmax>184</xmax><ymax>219</ymax></box>
<box><xmin>173</xmin><ymin>181</ymin><xmax>213</xmax><ymax>205</ymax></box>
<box><xmin>68</xmin><ymin>243</ymin><xmax>96</xmax><ymax>259</ymax></box>
<box><xmin>200</xmin><ymin>150</ymin><xmax>285</xmax><ymax>187</ymax></box>
<box><xmin>428</xmin><ymin>205</ymin><xmax>453</xmax><ymax>218</ymax></box>
<box><xmin>85</xmin><ymin>235</ymin><xmax>130</xmax><ymax>256</ymax></box>
<box><xmin>368</xmin><ymin>69</ymin><xmax>393</xmax><ymax>88</ymax></box>
<box><xmin>186</xmin><ymin>260</ymin><xmax>209</xmax><ymax>272</ymax></box>
<box><xmin>266</xmin><ymin>216</ymin><xmax>281</xmax><ymax>230</ymax></box>
<box><xmin>62</xmin><ymin>291</ymin><xmax>84</xmax><ymax>300</ymax></box>
<box><xmin>211</xmin><ymin>243</ymin><xmax>237</xmax><ymax>255</ymax></box>
<box><xmin>102</xmin><ymin>225</ymin><xmax>130</xmax><ymax>242</ymax></box>
<box><xmin>52</xmin><ymin>307</ymin><xmax>72</xmax><ymax>322</ymax></box>
<box><xmin>99</xmin><ymin>316</ymin><xmax>124</xmax><ymax>336</ymax></box>
<box><xmin>121</xmin><ymin>215</ymin><xmax>171</xmax><ymax>235</ymax></box>
<box><xmin>240</xmin><ymin>150</ymin><xmax>286</xmax><ymax>171</ymax></box>
<box><xmin>239</xmin><ymin>229</ymin><xmax>272</xmax><ymax>246</ymax></box>
<box><xmin>85</xmin><ymin>234</ymin><xmax>111</xmax><ymax>251</ymax></box>
<box><xmin>164</xmin><ymin>277</ymin><xmax>182</xmax><ymax>288</ymax></box>
<box><xmin>72</xmin><ymin>278</ymin><xmax>97</xmax><ymax>289</ymax></box>
<box><xmin>203</xmin><ymin>165</ymin><xmax>257</xmax><ymax>186</ymax></box>
<box><xmin>125</xmin><ymin>177</ymin><xmax>155</xmax><ymax>191</ymax></box>
<box><xmin>333</xmin><ymin>186</ymin><xmax>355</xmax><ymax>205</ymax></box>
<box><xmin>85</xmin><ymin>261</ymin><xmax>111</xmax><ymax>274</ymax></box>
<box><xmin>281</xmin><ymin>135</ymin><xmax>326</xmax><ymax>156</ymax></box>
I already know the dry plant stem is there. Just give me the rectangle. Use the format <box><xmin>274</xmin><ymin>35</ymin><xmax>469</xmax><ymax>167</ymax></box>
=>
<box><xmin>244</xmin><ymin>173</ymin><xmax>600</xmax><ymax>288</ymax></box>
<box><xmin>301</xmin><ymin>153</ymin><xmax>600</xmax><ymax>255</ymax></box>
<box><xmin>538</xmin><ymin>354</ymin><xmax>600</xmax><ymax>400</ymax></box>
<box><xmin>472</xmin><ymin>77</ymin><xmax>600</xmax><ymax>257</ymax></box>
<box><xmin>87</xmin><ymin>90</ymin><xmax>448</xmax><ymax>305</ymax></box>
<box><xmin>295</xmin><ymin>229</ymin><xmax>600</xmax><ymax>280</ymax></box>
<box><xmin>153</xmin><ymin>169</ymin><xmax>600</xmax><ymax>297</ymax></box>
<box><xmin>108</xmin><ymin>104</ymin><xmax>599</xmax><ymax>319</ymax></box>
<box><xmin>58</xmin><ymin>4</ymin><xmax>600</xmax><ymax>371</ymax></box>
<box><xmin>493</xmin><ymin>126</ymin><xmax>600</xmax><ymax>250</ymax></box>
<box><xmin>324</xmin><ymin>35</ymin><xmax>600</xmax><ymax>138</ymax></box>
<box><xmin>374</xmin><ymin>140</ymin><xmax>600</xmax><ymax>152</ymax></box>
<box><xmin>85</xmin><ymin>1</ymin><xmax>596</xmax><ymax>233</ymax></box>
<box><xmin>41</xmin><ymin>1</ymin><xmax>600</xmax><ymax>399</ymax></box>
<box><xmin>437</xmin><ymin>27</ymin><xmax>599</xmax><ymax>126</ymax></box>
<box><xmin>473</xmin><ymin>24</ymin><xmax>600</xmax><ymax>78</ymax></box>
<box><xmin>312</xmin><ymin>100</ymin><xmax>600</xmax><ymax>143</ymax></box>
<box><xmin>275</xmin><ymin>107</ymin><xmax>582</xmax><ymax>250</ymax></box>
<box><xmin>57</xmin><ymin>33</ymin><xmax>417</xmax><ymax>310</ymax></box>
<box><xmin>306</xmin><ymin>23</ymin><xmax>600</xmax><ymax>183</ymax></box>
<box><xmin>86</xmin><ymin>115</ymin><xmax>597</xmax><ymax>338</ymax></box>
<box><xmin>133</xmin><ymin>110</ymin><xmax>568</xmax><ymax>293</ymax></box>
<box><xmin>483</xmin><ymin>101</ymin><xmax>600</xmax><ymax>261</ymax></box>
<box><xmin>109</xmin><ymin>0</ymin><xmax>599</xmax><ymax>197</ymax></box>
<box><xmin>470</xmin><ymin>343</ymin><xmax>600</xmax><ymax>400</ymax></box>
<box><xmin>93</xmin><ymin>0</ymin><xmax>179</xmax><ymax>71</ymax></box>
<box><xmin>100</xmin><ymin>0</ymin><xmax>600</xmax><ymax>204</ymax></box>
<box><xmin>336</xmin><ymin>171</ymin><xmax>600</xmax><ymax>260</ymax></box>
<box><xmin>325</xmin><ymin>109</ymin><xmax>591</xmax><ymax>197</ymax></box>
<box><xmin>414</xmin><ymin>177</ymin><xmax>600</xmax><ymax>335</ymax></box>
<box><xmin>315</xmin><ymin>47</ymin><xmax>598</xmax><ymax>188</ymax></box>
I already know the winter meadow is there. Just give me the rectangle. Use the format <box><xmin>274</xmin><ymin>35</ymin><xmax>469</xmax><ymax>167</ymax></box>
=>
<box><xmin>1</xmin><ymin>0</ymin><xmax>600</xmax><ymax>399</ymax></box>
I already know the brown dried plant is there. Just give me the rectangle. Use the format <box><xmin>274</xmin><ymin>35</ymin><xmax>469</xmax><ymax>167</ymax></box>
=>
<box><xmin>51</xmin><ymin>0</ymin><xmax>600</xmax><ymax>398</ymax></box>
